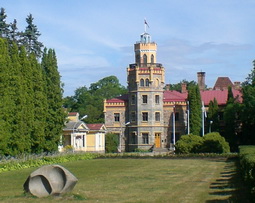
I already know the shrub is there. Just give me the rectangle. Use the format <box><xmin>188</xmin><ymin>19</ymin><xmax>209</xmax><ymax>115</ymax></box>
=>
<box><xmin>105</xmin><ymin>133</ymin><xmax>119</xmax><ymax>153</ymax></box>
<box><xmin>201</xmin><ymin>132</ymin><xmax>230</xmax><ymax>153</ymax></box>
<box><xmin>175</xmin><ymin>134</ymin><xmax>203</xmax><ymax>154</ymax></box>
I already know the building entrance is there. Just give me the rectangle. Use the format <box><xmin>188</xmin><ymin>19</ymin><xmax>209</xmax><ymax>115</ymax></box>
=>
<box><xmin>154</xmin><ymin>133</ymin><xmax>161</xmax><ymax>148</ymax></box>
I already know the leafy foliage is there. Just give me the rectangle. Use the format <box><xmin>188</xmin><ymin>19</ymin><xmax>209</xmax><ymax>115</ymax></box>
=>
<box><xmin>175</xmin><ymin>134</ymin><xmax>203</xmax><ymax>154</ymax></box>
<box><xmin>166</xmin><ymin>79</ymin><xmax>197</xmax><ymax>92</ymax></box>
<box><xmin>188</xmin><ymin>85</ymin><xmax>202</xmax><ymax>135</ymax></box>
<box><xmin>206</xmin><ymin>98</ymin><xmax>219</xmax><ymax>133</ymax></box>
<box><xmin>64</xmin><ymin>75</ymin><xmax>127</xmax><ymax>123</ymax></box>
<box><xmin>175</xmin><ymin>133</ymin><xmax>230</xmax><ymax>154</ymax></box>
<box><xmin>105</xmin><ymin>133</ymin><xmax>119</xmax><ymax>153</ymax></box>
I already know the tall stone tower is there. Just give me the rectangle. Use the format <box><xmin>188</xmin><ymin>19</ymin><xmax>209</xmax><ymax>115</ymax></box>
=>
<box><xmin>126</xmin><ymin>30</ymin><xmax>165</xmax><ymax>151</ymax></box>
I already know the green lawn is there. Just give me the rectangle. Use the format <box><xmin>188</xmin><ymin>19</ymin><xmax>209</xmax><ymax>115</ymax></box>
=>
<box><xmin>0</xmin><ymin>157</ymin><xmax>247</xmax><ymax>202</ymax></box>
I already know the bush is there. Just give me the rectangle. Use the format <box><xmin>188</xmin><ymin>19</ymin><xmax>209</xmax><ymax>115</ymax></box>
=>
<box><xmin>201</xmin><ymin>132</ymin><xmax>230</xmax><ymax>153</ymax></box>
<box><xmin>175</xmin><ymin>134</ymin><xmax>203</xmax><ymax>154</ymax></box>
<box><xmin>105</xmin><ymin>133</ymin><xmax>119</xmax><ymax>153</ymax></box>
<box><xmin>175</xmin><ymin>133</ymin><xmax>230</xmax><ymax>154</ymax></box>
<box><xmin>239</xmin><ymin>145</ymin><xmax>255</xmax><ymax>197</ymax></box>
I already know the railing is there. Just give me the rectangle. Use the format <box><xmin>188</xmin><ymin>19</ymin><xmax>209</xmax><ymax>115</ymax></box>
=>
<box><xmin>129</xmin><ymin>63</ymin><xmax>163</xmax><ymax>69</ymax></box>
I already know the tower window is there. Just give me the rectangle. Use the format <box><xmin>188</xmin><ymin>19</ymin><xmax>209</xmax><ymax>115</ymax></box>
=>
<box><xmin>131</xmin><ymin>95</ymin><xmax>135</xmax><ymax>105</ymax></box>
<box><xmin>151</xmin><ymin>54</ymin><xmax>154</xmax><ymax>64</ymax></box>
<box><xmin>114</xmin><ymin>113</ymin><xmax>120</xmax><ymax>122</ymax></box>
<box><xmin>142</xmin><ymin>112</ymin><xmax>148</xmax><ymax>121</ymax></box>
<box><xmin>142</xmin><ymin>95</ymin><xmax>148</xmax><ymax>104</ymax></box>
<box><xmin>155</xmin><ymin>95</ymin><xmax>160</xmax><ymax>104</ymax></box>
<box><xmin>145</xmin><ymin>78</ymin><xmax>150</xmax><ymax>86</ymax></box>
<box><xmin>155</xmin><ymin>112</ymin><xmax>160</xmax><ymax>121</ymax></box>
<box><xmin>140</xmin><ymin>79</ymin><xmax>144</xmax><ymax>86</ymax></box>
<box><xmin>143</xmin><ymin>54</ymin><xmax>147</xmax><ymax>64</ymax></box>
<box><xmin>142</xmin><ymin>133</ymin><xmax>149</xmax><ymax>144</ymax></box>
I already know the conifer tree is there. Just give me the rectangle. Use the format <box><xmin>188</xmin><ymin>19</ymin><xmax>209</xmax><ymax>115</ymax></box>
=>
<box><xmin>188</xmin><ymin>85</ymin><xmax>202</xmax><ymax>135</ymax></box>
<box><xmin>9</xmin><ymin>19</ymin><xmax>20</xmax><ymax>44</ymax></box>
<box><xmin>21</xmin><ymin>14</ymin><xmax>43</xmax><ymax>58</ymax></box>
<box><xmin>207</xmin><ymin>98</ymin><xmax>219</xmax><ymax>133</ymax></box>
<box><xmin>42</xmin><ymin>48</ymin><xmax>65</xmax><ymax>152</ymax></box>
<box><xmin>0</xmin><ymin>38</ymin><xmax>12</xmax><ymax>155</ymax></box>
<box><xmin>0</xmin><ymin>8</ymin><xmax>9</xmax><ymax>38</ymax></box>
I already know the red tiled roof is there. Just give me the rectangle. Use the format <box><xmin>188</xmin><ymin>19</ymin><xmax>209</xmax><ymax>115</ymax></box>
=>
<box><xmin>68</xmin><ymin>112</ymin><xmax>78</xmax><ymax>116</ymax></box>
<box><xmin>163</xmin><ymin>90</ymin><xmax>187</xmax><ymax>102</ymax></box>
<box><xmin>87</xmin><ymin>123</ymin><xmax>104</xmax><ymax>130</ymax></box>
<box><xmin>213</xmin><ymin>77</ymin><xmax>234</xmax><ymax>90</ymax></box>
<box><xmin>201</xmin><ymin>89</ymin><xmax>242</xmax><ymax>105</ymax></box>
<box><xmin>106</xmin><ymin>94</ymin><xmax>128</xmax><ymax>103</ymax></box>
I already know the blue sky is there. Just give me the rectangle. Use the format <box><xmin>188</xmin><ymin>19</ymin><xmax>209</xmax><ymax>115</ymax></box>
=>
<box><xmin>2</xmin><ymin>0</ymin><xmax>255</xmax><ymax>96</ymax></box>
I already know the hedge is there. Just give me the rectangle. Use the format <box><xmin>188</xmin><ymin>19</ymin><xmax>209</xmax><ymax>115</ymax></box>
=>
<box><xmin>239</xmin><ymin>145</ymin><xmax>255</xmax><ymax>196</ymax></box>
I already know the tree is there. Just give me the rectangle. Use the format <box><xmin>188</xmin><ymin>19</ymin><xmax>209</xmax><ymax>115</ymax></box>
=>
<box><xmin>9</xmin><ymin>19</ymin><xmax>20</xmax><ymax>44</ymax></box>
<box><xmin>188</xmin><ymin>85</ymin><xmax>202</xmax><ymax>135</ymax></box>
<box><xmin>21</xmin><ymin>14</ymin><xmax>43</xmax><ymax>57</ymax></box>
<box><xmin>42</xmin><ymin>48</ymin><xmax>66</xmax><ymax>152</ymax></box>
<box><xmin>166</xmin><ymin>79</ymin><xmax>197</xmax><ymax>92</ymax></box>
<box><xmin>0</xmin><ymin>8</ymin><xmax>9</xmax><ymax>38</ymax></box>
<box><xmin>206</xmin><ymin>98</ymin><xmax>219</xmax><ymax>133</ymax></box>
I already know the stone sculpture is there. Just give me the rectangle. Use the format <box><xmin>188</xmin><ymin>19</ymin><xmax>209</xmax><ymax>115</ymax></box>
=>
<box><xmin>23</xmin><ymin>164</ymin><xmax>78</xmax><ymax>197</ymax></box>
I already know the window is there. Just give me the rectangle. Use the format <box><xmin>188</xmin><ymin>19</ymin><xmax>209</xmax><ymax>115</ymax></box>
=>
<box><xmin>155</xmin><ymin>95</ymin><xmax>160</xmax><ymax>104</ymax></box>
<box><xmin>142</xmin><ymin>133</ymin><xmax>149</xmax><ymax>144</ymax></box>
<box><xmin>131</xmin><ymin>112</ymin><xmax>136</xmax><ymax>122</ymax></box>
<box><xmin>145</xmin><ymin>78</ymin><xmax>150</xmax><ymax>86</ymax></box>
<box><xmin>140</xmin><ymin>79</ymin><xmax>144</xmax><ymax>86</ymax></box>
<box><xmin>155</xmin><ymin>112</ymin><xmax>160</xmax><ymax>121</ymax></box>
<box><xmin>114</xmin><ymin>113</ymin><xmax>120</xmax><ymax>122</ymax></box>
<box><xmin>151</xmin><ymin>54</ymin><xmax>154</xmax><ymax>64</ymax></box>
<box><xmin>131</xmin><ymin>95</ymin><xmax>135</xmax><ymax>105</ymax></box>
<box><xmin>142</xmin><ymin>95</ymin><xmax>148</xmax><ymax>104</ymax></box>
<box><xmin>155</xmin><ymin>79</ymin><xmax>160</xmax><ymax>87</ymax></box>
<box><xmin>142</xmin><ymin>112</ymin><xmax>148</xmax><ymax>121</ymax></box>
<box><xmin>143</xmin><ymin>54</ymin><xmax>147</xmax><ymax>64</ymax></box>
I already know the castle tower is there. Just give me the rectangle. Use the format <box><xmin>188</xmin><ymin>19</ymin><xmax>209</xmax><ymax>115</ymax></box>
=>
<box><xmin>126</xmin><ymin>28</ymin><xmax>165</xmax><ymax>151</ymax></box>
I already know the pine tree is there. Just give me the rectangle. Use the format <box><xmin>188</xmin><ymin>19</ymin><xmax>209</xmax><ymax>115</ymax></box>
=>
<box><xmin>9</xmin><ymin>19</ymin><xmax>20</xmax><ymax>44</ymax></box>
<box><xmin>188</xmin><ymin>85</ymin><xmax>202</xmax><ymax>135</ymax></box>
<box><xmin>0</xmin><ymin>8</ymin><xmax>9</xmax><ymax>38</ymax></box>
<box><xmin>21</xmin><ymin>14</ymin><xmax>43</xmax><ymax>58</ymax></box>
<box><xmin>42</xmin><ymin>48</ymin><xmax>65</xmax><ymax>152</ymax></box>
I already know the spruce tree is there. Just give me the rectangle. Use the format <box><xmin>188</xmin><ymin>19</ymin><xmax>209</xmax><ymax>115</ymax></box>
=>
<box><xmin>0</xmin><ymin>8</ymin><xmax>9</xmax><ymax>38</ymax></box>
<box><xmin>188</xmin><ymin>85</ymin><xmax>202</xmax><ymax>135</ymax></box>
<box><xmin>42</xmin><ymin>48</ymin><xmax>65</xmax><ymax>152</ymax></box>
<box><xmin>21</xmin><ymin>14</ymin><xmax>43</xmax><ymax>58</ymax></box>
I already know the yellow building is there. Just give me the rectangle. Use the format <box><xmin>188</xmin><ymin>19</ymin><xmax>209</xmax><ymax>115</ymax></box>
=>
<box><xmin>62</xmin><ymin>112</ymin><xmax>106</xmax><ymax>152</ymax></box>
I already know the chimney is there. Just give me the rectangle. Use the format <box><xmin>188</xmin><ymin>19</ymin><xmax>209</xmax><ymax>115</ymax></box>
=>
<box><xmin>234</xmin><ymin>81</ymin><xmax>241</xmax><ymax>90</ymax></box>
<box><xmin>197</xmin><ymin>72</ymin><xmax>206</xmax><ymax>91</ymax></box>
<box><xmin>181</xmin><ymin>83</ymin><xmax>187</xmax><ymax>93</ymax></box>
<box><xmin>165</xmin><ymin>84</ymin><xmax>170</xmax><ymax>90</ymax></box>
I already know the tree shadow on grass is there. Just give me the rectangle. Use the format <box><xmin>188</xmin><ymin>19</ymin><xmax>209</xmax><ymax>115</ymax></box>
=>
<box><xmin>206</xmin><ymin>157</ymin><xmax>252</xmax><ymax>203</ymax></box>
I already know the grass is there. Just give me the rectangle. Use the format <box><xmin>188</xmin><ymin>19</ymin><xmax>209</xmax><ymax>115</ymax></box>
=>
<box><xmin>0</xmin><ymin>157</ymin><xmax>249</xmax><ymax>202</ymax></box>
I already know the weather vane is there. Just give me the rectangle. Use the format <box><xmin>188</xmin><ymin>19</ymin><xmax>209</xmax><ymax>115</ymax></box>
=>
<box><xmin>144</xmin><ymin>18</ymin><xmax>149</xmax><ymax>33</ymax></box>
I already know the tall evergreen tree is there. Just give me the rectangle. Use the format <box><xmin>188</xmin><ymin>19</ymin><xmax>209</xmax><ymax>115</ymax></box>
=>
<box><xmin>9</xmin><ymin>19</ymin><xmax>20</xmax><ymax>44</ymax></box>
<box><xmin>21</xmin><ymin>14</ymin><xmax>43</xmax><ymax>58</ymax></box>
<box><xmin>0</xmin><ymin>8</ymin><xmax>9</xmax><ymax>38</ymax></box>
<box><xmin>42</xmin><ymin>48</ymin><xmax>65</xmax><ymax>152</ymax></box>
<box><xmin>206</xmin><ymin>98</ymin><xmax>219</xmax><ymax>133</ymax></box>
<box><xmin>241</xmin><ymin>60</ymin><xmax>255</xmax><ymax>144</ymax></box>
<box><xmin>188</xmin><ymin>85</ymin><xmax>202</xmax><ymax>135</ymax></box>
<box><xmin>0</xmin><ymin>38</ymin><xmax>12</xmax><ymax>155</ymax></box>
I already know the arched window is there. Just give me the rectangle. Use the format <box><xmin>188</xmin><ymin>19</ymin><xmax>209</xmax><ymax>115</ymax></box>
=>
<box><xmin>140</xmin><ymin>79</ymin><xmax>144</xmax><ymax>86</ymax></box>
<box><xmin>143</xmin><ymin>54</ymin><xmax>147</xmax><ymax>65</ymax></box>
<box><xmin>136</xmin><ymin>54</ymin><xmax>140</xmax><ymax>64</ymax></box>
<box><xmin>151</xmin><ymin>54</ymin><xmax>154</xmax><ymax>64</ymax></box>
<box><xmin>145</xmin><ymin>78</ymin><xmax>149</xmax><ymax>86</ymax></box>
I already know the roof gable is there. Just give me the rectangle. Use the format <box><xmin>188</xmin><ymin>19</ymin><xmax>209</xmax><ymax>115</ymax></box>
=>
<box><xmin>213</xmin><ymin>77</ymin><xmax>234</xmax><ymax>90</ymax></box>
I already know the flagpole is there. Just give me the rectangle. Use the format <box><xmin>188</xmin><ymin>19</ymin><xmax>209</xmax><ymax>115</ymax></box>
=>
<box><xmin>173</xmin><ymin>104</ymin><xmax>176</xmax><ymax>150</ymax></box>
<box><xmin>187</xmin><ymin>101</ymin><xmax>190</xmax><ymax>134</ymax></box>
<box><xmin>202</xmin><ymin>101</ymin><xmax>205</xmax><ymax>136</ymax></box>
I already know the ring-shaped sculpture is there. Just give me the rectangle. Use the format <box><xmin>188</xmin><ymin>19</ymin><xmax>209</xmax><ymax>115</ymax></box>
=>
<box><xmin>23</xmin><ymin>164</ymin><xmax>78</xmax><ymax>197</ymax></box>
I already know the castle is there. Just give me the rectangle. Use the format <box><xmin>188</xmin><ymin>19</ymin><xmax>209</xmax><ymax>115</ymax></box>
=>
<box><xmin>104</xmin><ymin>30</ymin><xmax>242</xmax><ymax>152</ymax></box>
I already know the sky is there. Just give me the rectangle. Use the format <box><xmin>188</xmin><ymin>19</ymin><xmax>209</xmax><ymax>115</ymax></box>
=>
<box><xmin>2</xmin><ymin>0</ymin><xmax>255</xmax><ymax>96</ymax></box>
